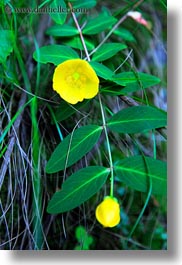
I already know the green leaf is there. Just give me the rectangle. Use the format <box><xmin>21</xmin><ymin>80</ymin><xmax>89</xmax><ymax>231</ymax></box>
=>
<box><xmin>114</xmin><ymin>156</ymin><xmax>167</xmax><ymax>195</ymax></box>
<box><xmin>70</xmin><ymin>0</ymin><xmax>96</xmax><ymax>9</ymax></box>
<box><xmin>46</xmin><ymin>24</ymin><xmax>79</xmax><ymax>37</ymax></box>
<box><xmin>113</xmin><ymin>28</ymin><xmax>136</xmax><ymax>42</ymax></box>
<box><xmin>75</xmin><ymin>226</ymin><xmax>87</xmax><ymax>242</ymax></box>
<box><xmin>49</xmin><ymin>0</ymin><xmax>67</xmax><ymax>25</ymax></box>
<box><xmin>75</xmin><ymin>225</ymin><xmax>94</xmax><ymax>250</ymax></box>
<box><xmin>100</xmin><ymin>85</ymin><xmax>125</xmax><ymax>96</ymax></box>
<box><xmin>47</xmin><ymin>166</ymin><xmax>110</xmax><ymax>213</ymax></box>
<box><xmin>100</xmin><ymin>82</ymin><xmax>157</xmax><ymax>96</ymax></box>
<box><xmin>33</xmin><ymin>45</ymin><xmax>79</xmax><ymax>65</ymax></box>
<box><xmin>107</xmin><ymin>106</ymin><xmax>167</xmax><ymax>134</ymax></box>
<box><xmin>46</xmin><ymin>125</ymin><xmax>102</xmax><ymax>173</ymax></box>
<box><xmin>111</xmin><ymin>72</ymin><xmax>161</xmax><ymax>88</ymax></box>
<box><xmin>62</xmin><ymin>36</ymin><xmax>95</xmax><ymax>51</ymax></box>
<box><xmin>0</xmin><ymin>30</ymin><xmax>14</xmax><ymax>64</ymax></box>
<box><xmin>92</xmin><ymin>43</ymin><xmax>127</xmax><ymax>62</ymax></box>
<box><xmin>120</xmin><ymin>82</ymin><xmax>160</xmax><ymax>94</ymax></box>
<box><xmin>89</xmin><ymin>61</ymin><xmax>114</xmax><ymax>80</ymax></box>
<box><xmin>54</xmin><ymin>100</ymin><xmax>90</xmax><ymax>122</ymax></box>
<box><xmin>101</xmin><ymin>72</ymin><xmax>161</xmax><ymax>95</ymax></box>
<box><xmin>83</xmin><ymin>14</ymin><xmax>117</xmax><ymax>35</ymax></box>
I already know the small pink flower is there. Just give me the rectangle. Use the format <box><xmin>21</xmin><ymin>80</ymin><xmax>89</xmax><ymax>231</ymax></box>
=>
<box><xmin>127</xmin><ymin>11</ymin><xmax>149</xmax><ymax>28</ymax></box>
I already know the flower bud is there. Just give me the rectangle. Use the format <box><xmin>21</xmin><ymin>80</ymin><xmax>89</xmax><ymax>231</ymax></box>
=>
<box><xmin>95</xmin><ymin>196</ymin><xmax>120</xmax><ymax>228</ymax></box>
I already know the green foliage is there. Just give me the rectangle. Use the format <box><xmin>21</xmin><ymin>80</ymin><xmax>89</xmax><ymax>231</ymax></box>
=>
<box><xmin>62</xmin><ymin>36</ymin><xmax>95</xmax><ymax>50</ymax></box>
<box><xmin>46</xmin><ymin>125</ymin><xmax>102</xmax><ymax>173</ymax></box>
<box><xmin>46</xmin><ymin>24</ymin><xmax>79</xmax><ymax>37</ymax></box>
<box><xmin>0</xmin><ymin>97</ymin><xmax>34</xmax><ymax>144</ymax></box>
<box><xmin>113</xmin><ymin>28</ymin><xmax>136</xmax><ymax>42</ymax></box>
<box><xmin>107</xmin><ymin>106</ymin><xmax>167</xmax><ymax>134</ymax></box>
<box><xmin>0</xmin><ymin>30</ymin><xmax>14</xmax><ymax>64</ymax></box>
<box><xmin>89</xmin><ymin>61</ymin><xmax>114</xmax><ymax>80</ymax></box>
<box><xmin>83</xmin><ymin>14</ymin><xmax>117</xmax><ymax>35</ymax></box>
<box><xmin>47</xmin><ymin>166</ymin><xmax>110</xmax><ymax>213</ymax></box>
<box><xmin>53</xmin><ymin>100</ymin><xmax>90</xmax><ymax>122</ymax></box>
<box><xmin>74</xmin><ymin>225</ymin><xmax>94</xmax><ymax>250</ymax></box>
<box><xmin>115</xmin><ymin>156</ymin><xmax>167</xmax><ymax>195</ymax></box>
<box><xmin>49</xmin><ymin>0</ymin><xmax>67</xmax><ymax>25</ymax></box>
<box><xmin>101</xmin><ymin>72</ymin><xmax>161</xmax><ymax>95</ymax></box>
<box><xmin>33</xmin><ymin>44</ymin><xmax>79</xmax><ymax>65</ymax></box>
<box><xmin>69</xmin><ymin>0</ymin><xmax>97</xmax><ymax>9</ymax></box>
<box><xmin>1</xmin><ymin>0</ymin><xmax>167</xmax><ymax>250</ymax></box>
<box><xmin>92</xmin><ymin>43</ymin><xmax>127</xmax><ymax>62</ymax></box>
<box><xmin>111</xmin><ymin>72</ymin><xmax>161</xmax><ymax>87</ymax></box>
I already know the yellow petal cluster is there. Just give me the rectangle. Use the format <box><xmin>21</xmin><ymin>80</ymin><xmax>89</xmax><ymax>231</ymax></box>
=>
<box><xmin>95</xmin><ymin>196</ymin><xmax>120</xmax><ymax>228</ymax></box>
<box><xmin>53</xmin><ymin>59</ymin><xmax>99</xmax><ymax>104</ymax></box>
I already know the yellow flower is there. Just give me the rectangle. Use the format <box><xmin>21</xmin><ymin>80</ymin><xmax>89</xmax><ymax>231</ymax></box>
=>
<box><xmin>95</xmin><ymin>196</ymin><xmax>120</xmax><ymax>228</ymax></box>
<box><xmin>53</xmin><ymin>59</ymin><xmax>99</xmax><ymax>104</ymax></box>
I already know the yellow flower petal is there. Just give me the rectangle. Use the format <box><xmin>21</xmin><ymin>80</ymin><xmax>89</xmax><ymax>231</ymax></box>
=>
<box><xmin>95</xmin><ymin>196</ymin><xmax>120</xmax><ymax>228</ymax></box>
<box><xmin>53</xmin><ymin>59</ymin><xmax>99</xmax><ymax>104</ymax></box>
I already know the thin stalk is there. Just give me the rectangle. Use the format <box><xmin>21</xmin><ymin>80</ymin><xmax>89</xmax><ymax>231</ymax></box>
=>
<box><xmin>87</xmin><ymin>0</ymin><xmax>145</xmax><ymax>59</ymax></box>
<box><xmin>68</xmin><ymin>2</ymin><xmax>90</xmax><ymax>61</ymax></box>
<box><xmin>128</xmin><ymin>181</ymin><xmax>152</xmax><ymax>239</ymax></box>
<box><xmin>127</xmin><ymin>92</ymin><xmax>152</xmax><ymax>240</ymax></box>
<box><xmin>14</xmin><ymin>44</ymin><xmax>43</xmax><ymax>249</ymax></box>
<box><xmin>0</xmin><ymin>97</ymin><xmax>34</xmax><ymax>144</ymax></box>
<box><xmin>98</xmin><ymin>94</ymin><xmax>114</xmax><ymax>197</ymax></box>
<box><xmin>14</xmin><ymin>45</ymin><xmax>31</xmax><ymax>93</ymax></box>
<box><xmin>31</xmin><ymin>96</ymin><xmax>43</xmax><ymax>250</ymax></box>
<box><xmin>127</xmin><ymin>87</ymin><xmax>153</xmax><ymax>239</ymax></box>
<box><xmin>127</xmin><ymin>133</ymin><xmax>154</xmax><ymax>241</ymax></box>
<box><xmin>70</xmin><ymin>4</ymin><xmax>115</xmax><ymax>197</ymax></box>
<box><xmin>152</xmin><ymin>130</ymin><xmax>157</xmax><ymax>160</ymax></box>
<box><xmin>47</xmin><ymin>105</ymin><xmax>63</xmax><ymax>141</ymax></box>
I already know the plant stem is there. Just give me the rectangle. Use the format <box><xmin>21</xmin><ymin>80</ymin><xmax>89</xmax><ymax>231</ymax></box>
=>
<box><xmin>69</xmin><ymin>4</ymin><xmax>115</xmax><ymax>197</ymax></box>
<box><xmin>127</xmin><ymin>153</ymin><xmax>153</xmax><ymax>241</ymax></box>
<box><xmin>68</xmin><ymin>2</ymin><xmax>90</xmax><ymax>61</ymax></box>
<box><xmin>31</xmin><ymin>96</ymin><xmax>43</xmax><ymax>250</ymax></box>
<box><xmin>98</xmin><ymin>94</ymin><xmax>114</xmax><ymax>197</ymax></box>
<box><xmin>87</xmin><ymin>0</ymin><xmax>145</xmax><ymax>59</ymax></box>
